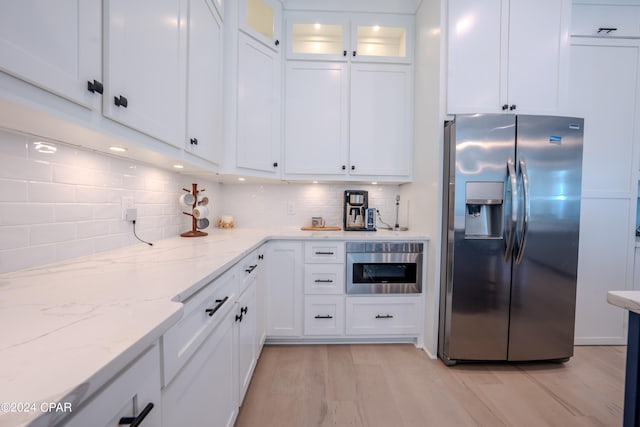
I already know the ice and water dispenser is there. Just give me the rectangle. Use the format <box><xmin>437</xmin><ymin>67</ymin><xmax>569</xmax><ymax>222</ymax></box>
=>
<box><xmin>464</xmin><ymin>182</ymin><xmax>504</xmax><ymax>238</ymax></box>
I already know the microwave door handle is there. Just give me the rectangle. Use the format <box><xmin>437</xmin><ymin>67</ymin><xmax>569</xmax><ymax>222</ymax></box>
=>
<box><xmin>504</xmin><ymin>158</ymin><xmax>518</xmax><ymax>261</ymax></box>
<box><xmin>515</xmin><ymin>158</ymin><xmax>530</xmax><ymax>264</ymax></box>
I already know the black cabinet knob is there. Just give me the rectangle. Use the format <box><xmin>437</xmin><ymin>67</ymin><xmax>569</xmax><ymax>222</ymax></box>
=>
<box><xmin>501</xmin><ymin>104</ymin><xmax>508</xmax><ymax>111</ymax></box>
<box><xmin>114</xmin><ymin>95</ymin><xmax>128</xmax><ymax>108</ymax></box>
<box><xmin>509</xmin><ymin>104</ymin><xmax>516</xmax><ymax>111</ymax></box>
<box><xmin>341</xmin><ymin>165</ymin><xmax>346</xmax><ymax>170</ymax></box>
<box><xmin>275</xmin><ymin>39</ymin><xmax>280</xmax><ymax>47</ymax></box>
<box><xmin>273</xmin><ymin>162</ymin><xmax>278</xmax><ymax>168</ymax></box>
<box><xmin>352</xmin><ymin>51</ymin><xmax>357</xmax><ymax>57</ymax></box>
<box><xmin>87</xmin><ymin>80</ymin><xmax>103</xmax><ymax>94</ymax></box>
<box><xmin>351</xmin><ymin>165</ymin><xmax>355</xmax><ymax>170</ymax></box>
<box><xmin>190</xmin><ymin>138</ymin><xmax>198</xmax><ymax>146</ymax></box>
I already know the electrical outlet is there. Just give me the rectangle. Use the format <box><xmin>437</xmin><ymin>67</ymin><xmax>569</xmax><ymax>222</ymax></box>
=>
<box><xmin>121</xmin><ymin>197</ymin><xmax>135</xmax><ymax>220</ymax></box>
<box><xmin>125</xmin><ymin>208</ymin><xmax>137</xmax><ymax>222</ymax></box>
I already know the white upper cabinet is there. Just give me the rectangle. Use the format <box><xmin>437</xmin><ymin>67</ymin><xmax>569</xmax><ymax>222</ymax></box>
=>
<box><xmin>186</xmin><ymin>0</ymin><xmax>224</xmax><ymax>164</ymax></box>
<box><xmin>349</xmin><ymin>63</ymin><xmax>412</xmax><ymax>177</ymax></box>
<box><xmin>572</xmin><ymin>3</ymin><xmax>640</xmax><ymax>38</ymax></box>
<box><xmin>236</xmin><ymin>32</ymin><xmax>281</xmax><ymax>174</ymax></box>
<box><xmin>286</xmin><ymin>12</ymin><xmax>413</xmax><ymax>64</ymax></box>
<box><xmin>0</xmin><ymin>0</ymin><xmax>102</xmax><ymax>110</ymax></box>
<box><xmin>239</xmin><ymin>0</ymin><xmax>282</xmax><ymax>51</ymax></box>
<box><xmin>103</xmin><ymin>0</ymin><xmax>187</xmax><ymax>148</ymax></box>
<box><xmin>350</xmin><ymin>14</ymin><xmax>414</xmax><ymax>64</ymax></box>
<box><xmin>447</xmin><ymin>0</ymin><xmax>570</xmax><ymax>114</ymax></box>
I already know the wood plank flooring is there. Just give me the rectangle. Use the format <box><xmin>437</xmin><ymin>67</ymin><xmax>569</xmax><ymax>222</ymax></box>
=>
<box><xmin>235</xmin><ymin>344</ymin><xmax>626</xmax><ymax>427</ymax></box>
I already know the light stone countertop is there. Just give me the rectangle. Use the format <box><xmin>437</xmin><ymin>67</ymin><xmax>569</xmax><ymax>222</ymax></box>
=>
<box><xmin>607</xmin><ymin>290</ymin><xmax>640</xmax><ymax>315</ymax></box>
<box><xmin>0</xmin><ymin>227</ymin><xmax>428</xmax><ymax>427</ymax></box>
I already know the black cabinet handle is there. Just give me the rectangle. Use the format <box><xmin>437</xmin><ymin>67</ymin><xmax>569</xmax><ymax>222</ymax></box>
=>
<box><xmin>351</xmin><ymin>165</ymin><xmax>355</xmax><ymax>170</ymax></box>
<box><xmin>245</xmin><ymin>264</ymin><xmax>257</xmax><ymax>274</ymax></box>
<box><xmin>275</xmin><ymin>39</ymin><xmax>280</xmax><ymax>47</ymax></box>
<box><xmin>273</xmin><ymin>162</ymin><xmax>278</xmax><ymax>168</ymax></box>
<box><xmin>509</xmin><ymin>104</ymin><xmax>516</xmax><ymax>111</ymax></box>
<box><xmin>258</xmin><ymin>254</ymin><xmax>264</xmax><ymax>260</ymax></box>
<box><xmin>205</xmin><ymin>296</ymin><xmax>228</xmax><ymax>317</ymax></box>
<box><xmin>236</xmin><ymin>312</ymin><xmax>243</xmax><ymax>322</ymax></box>
<box><xmin>352</xmin><ymin>51</ymin><xmax>357</xmax><ymax>57</ymax></box>
<box><xmin>314</xmin><ymin>315</ymin><xmax>333</xmax><ymax>319</ymax></box>
<box><xmin>119</xmin><ymin>403</ymin><xmax>154</xmax><ymax>427</ymax></box>
<box><xmin>314</xmin><ymin>279</ymin><xmax>334</xmax><ymax>283</ymax></box>
<box><xmin>501</xmin><ymin>104</ymin><xmax>508</xmax><ymax>111</ymax></box>
<box><xmin>190</xmin><ymin>137</ymin><xmax>198</xmax><ymax>146</ymax></box>
<box><xmin>597</xmin><ymin>27</ymin><xmax>617</xmax><ymax>34</ymax></box>
<box><xmin>241</xmin><ymin>306</ymin><xmax>248</xmax><ymax>315</ymax></box>
<box><xmin>315</xmin><ymin>251</ymin><xmax>334</xmax><ymax>255</ymax></box>
<box><xmin>87</xmin><ymin>80</ymin><xmax>103</xmax><ymax>94</ymax></box>
<box><xmin>341</xmin><ymin>165</ymin><xmax>346</xmax><ymax>170</ymax></box>
<box><xmin>114</xmin><ymin>95</ymin><xmax>128</xmax><ymax>108</ymax></box>
<box><xmin>343</xmin><ymin>50</ymin><xmax>347</xmax><ymax>57</ymax></box>
<box><xmin>375</xmin><ymin>314</ymin><xmax>394</xmax><ymax>319</ymax></box>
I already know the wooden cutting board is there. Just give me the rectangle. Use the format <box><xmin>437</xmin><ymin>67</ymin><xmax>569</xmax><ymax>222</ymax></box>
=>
<box><xmin>300</xmin><ymin>226</ymin><xmax>342</xmax><ymax>231</ymax></box>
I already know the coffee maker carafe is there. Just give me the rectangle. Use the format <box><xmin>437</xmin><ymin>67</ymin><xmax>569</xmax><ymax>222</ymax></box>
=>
<box><xmin>344</xmin><ymin>190</ymin><xmax>375</xmax><ymax>231</ymax></box>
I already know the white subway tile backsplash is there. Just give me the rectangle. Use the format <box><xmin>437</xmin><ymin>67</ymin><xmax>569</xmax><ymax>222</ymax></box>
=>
<box><xmin>0</xmin><ymin>227</ymin><xmax>29</xmax><ymax>250</ymax></box>
<box><xmin>30</xmin><ymin>223</ymin><xmax>76</xmax><ymax>245</ymax></box>
<box><xmin>29</xmin><ymin>182</ymin><xmax>75</xmax><ymax>203</ymax></box>
<box><xmin>0</xmin><ymin>245</ymin><xmax>56</xmax><ymax>273</ymax></box>
<box><xmin>0</xmin><ymin>180</ymin><xmax>28</xmax><ymax>202</ymax></box>
<box><xmin>54</xmin><ymin>204</ymin><xmax>93</xmax><ymax>222</ymax></box>
<box><xmin>0</xmin><ymin>204</ymin><xmax>54</xmax><ymax>226</ymax></box>
<box><xmin>0</xmin><ymin>156</ymin><xmax>52</xmax><ymax>181</ymax></box>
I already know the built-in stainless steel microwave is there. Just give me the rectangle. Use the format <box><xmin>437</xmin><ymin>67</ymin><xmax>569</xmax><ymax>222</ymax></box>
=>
<box><xmin>346</xmin><ymin>242</ymin><xmax>423</xmax><ymax>294</ymax></box>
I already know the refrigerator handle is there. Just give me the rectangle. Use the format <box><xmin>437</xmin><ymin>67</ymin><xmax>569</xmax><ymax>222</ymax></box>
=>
<box><xmin>515</xmin><ymin>158</ymin><xmax>530</xmax><ymax>264</ymax></box>
<box><xmin>504</xmin><ymin>158</ymin><xmax>518</xmax><ymax>261</ymax></box>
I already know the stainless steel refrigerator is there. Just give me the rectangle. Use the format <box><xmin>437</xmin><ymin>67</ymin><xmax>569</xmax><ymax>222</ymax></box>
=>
<box><xmin>438</xmin><ymin>114</ymin><xmax>583</xmax><ymax>365</ymax></box>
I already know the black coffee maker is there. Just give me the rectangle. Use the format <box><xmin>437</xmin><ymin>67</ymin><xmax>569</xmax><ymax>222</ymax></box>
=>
<box><xmin>343</xmin><ymin>190</ymin><xmax>375</xmax><ymax>231</ymax></box>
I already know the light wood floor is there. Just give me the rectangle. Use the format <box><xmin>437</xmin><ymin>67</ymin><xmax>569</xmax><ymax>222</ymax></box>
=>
<box><xmin>235</xmin><ymin>344</ymin><xmax>626</xmax><ymax>427</ymax></box>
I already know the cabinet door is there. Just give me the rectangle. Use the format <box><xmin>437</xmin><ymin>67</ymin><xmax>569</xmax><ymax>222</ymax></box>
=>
<box><xmin>304</xmin><ymin>295</ymin><xmax>345</xmax><ymax>336</ymax></box>
<box><xmin>162</xmin><ymin>311</ymin><xmax>237</xmax><ymax>427</ymax></box>
<box><xmin>350</xmin><ymin>13</ymin><xmax>414</xmax><ymax>64</ymax></box>
<box><xmin>266</xmin><ymin>241</ymin><xmax>303</xmax><ymax>337</ymax></box>
<box><xmin>284</xmin><ymin>61</ymin><xmax>349</xmax><ymax>175</ymax></box>
<box><xmin>349</xmin><ymin>63</ymin><xmax>412</xmax><ymax>177</ymax></box>
<box><xmin>286</xmin><ymin>12</ymin><xmax>349</xmax><ymax>61</ymax></box>
<box><xmin>447</xmin><ymin>0</ymin><xmax>506</xmax><ymax>114</ymax></box>
<box><xmin>237</xmin><ymin>33</ymin><xmax>281</xmax><ymax>174</ymax></box>
<box><xmin>236</xmin><ymin>280</ymin><xmax>257</xmax><ymax>404</ymax></box>
<box><xmin>186</xmin><ymin>0</ymin><xmax>223</xmax><ymax>164</ymax></box>
<box><xmin>104</xmin><ymin>0</ymin><xmax>186</xmax><ymax>148</ymax></box>
<box><xmin>0</xmin><ymin>0</ymin><xmax>101</xmax><ymax>109</ymax></box>
<box><xmin>507</xmin><ymin>0</ymin><xmax>569</xmax><ymax>115</ymax></box>
<box><xmin>239</xmin><ymin>0</ymin><xmax>282</xmax><ymax>51</ymax></box>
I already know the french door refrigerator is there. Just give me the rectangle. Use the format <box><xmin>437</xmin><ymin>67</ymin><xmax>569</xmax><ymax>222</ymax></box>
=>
<box><xmin>438</xmin><ymin>114</ymin><xmax>583</xmax><ymax>365</ymax></box>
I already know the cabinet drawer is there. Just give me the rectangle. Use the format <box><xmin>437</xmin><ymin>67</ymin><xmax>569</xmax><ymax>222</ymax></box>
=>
<box><xmin>238</xmin><ymin>249</ymin><xmax>259</xmax><ymax>294</ymax></box>
<box><xmin>346</xmin><ymin>296</ymin><xmax>420</xmax><ymax>335</ymax></box>
<box><xmin>304</xmin><ymin>264</ymin><xmax>344</xmax><ymax>294</ymax></box>
<box><xmin>304</xmin><ymin>296</ymin><xmax>345</xmax><ymax>336</ymax></box>
<box><xmin>65</xmin><ymin>345</ymin><xmax>161</xmax><ymax>427</ymax></box>
<box><xmin>304</xmin><ymin>241</ymin><xmax>345</xmax><ymax>263</ymax></box>
<box><xmin>572</xmin><ymin>4</ymin><xmax>640</xmax><ymax>37</ymax></box>
<box><xmin>162</xmin><ymin>268</ymin><xmax>237</xmax><ymax>386</ymax></box>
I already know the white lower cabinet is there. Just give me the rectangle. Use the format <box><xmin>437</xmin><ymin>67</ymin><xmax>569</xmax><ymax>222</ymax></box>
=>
<box><xmin>266</xmin><ymin>241</ymin><xmax>303</xmax><ymax>337</ymax></box>
<box><xmin>304</xmin><ymin>295</ymin><xmax>345</xmax><ymax>336</ymax></box>
<box><xmin>346</xmin><ymin>296</ymin><xmax>421</xmax><ymax>336</ymax></box>
<box><xmin>65</xmin><ymin>345</ymin><xmax>162</xmax><ymax>427</ymax></box>
<box><xmin>162</xmin><ymin>309</ymin><xmax>237</xmax><ymax>427</ymax></box>
<box><xmin>235</xmin><ymin>278</ymin><xmax>257</xmax><ymax>404</ymax></box>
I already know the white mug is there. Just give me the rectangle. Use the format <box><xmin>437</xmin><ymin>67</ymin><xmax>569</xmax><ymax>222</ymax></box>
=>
<box><xmin>193</xmin><ymin>205</ymin><xmax>209</xmax><ymax>219</ymax></box>
<box><xmin>179</xmin><ymin>193</ymin><xmax>196</xmax><ymax>207</ymax></box>
<box><xmin>197</xmin><ymin>195</ymin><xmax>209</xmax><ymax>206</ymax></box>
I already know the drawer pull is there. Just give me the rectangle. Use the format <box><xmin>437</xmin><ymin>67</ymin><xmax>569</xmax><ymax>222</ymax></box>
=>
<box><xmin>236</xmin><ymin>313</ymin><xmax>243</xmax><ymax>322</ymax></box>
<box><xmin>597</xmin><ymin>27</ymin><xmax>617</xmax><ymax>34</ymax></box>
<box><xmin>119</xmin><ymin>402</ymin><xmax>154</xmax><ymax>427</ymax></box>
<box><xmin>314</xmin><ymin>279</ymin><xmax>334</xmax><ymax>283</ymax></box>
<box><xmin>314</xmin><ymin>315</ymin><xmax>333</xmax><ymax>319</ymax></box>
<box><xmin>205</xmin><ymin>296</ymin><xmax>229</xmax><ymax>317</ymax></box>
<box><xmin>315</xmin><ymin>251</ymin><xmax>335</xmax><ymax>255</ymax></box>
<box><xmin>245</xmin><ymin>264</ymin><xmax>258</xmax><ymax>273</ymax></box>
<box><xmin>375</xmin><ymin>314</ymin><xmax>394</xmax><ymax>319</ymax></box>
<box><xmin>241</xmin><ymin>306</ymin><xmax>248</xmax><ymax>315</ymax></box>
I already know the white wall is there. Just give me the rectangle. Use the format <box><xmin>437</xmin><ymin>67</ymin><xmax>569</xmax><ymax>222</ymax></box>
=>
<box><xmin>400</xmin><ymin>0</ymin><xmax>444</xmax><ymax>357</ymax></box>
<box><xmin>0</xmin><ymin>128</ymin><xmax>222</xmax><ymax>274</ymax></box>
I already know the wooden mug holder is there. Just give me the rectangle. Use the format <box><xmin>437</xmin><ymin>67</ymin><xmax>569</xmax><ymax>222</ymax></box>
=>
<box><xmin>181</xmin><ymin>183</ymin><xmax>208</xmax><ymax>237</ymax></box>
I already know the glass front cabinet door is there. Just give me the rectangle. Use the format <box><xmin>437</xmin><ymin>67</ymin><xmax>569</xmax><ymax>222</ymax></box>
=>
<box><xmin>350</xmin><ymin>14</ymin><xmax>413</xmax><ymax>64</ymax></box>
<box><xmin>286</xmin><ymin>12</ymin><xmax>349</xmax><ymax>60</ymax></box>
<box><xmin>239</xmin><ymin>0</ymin><xmax>282</xmax><ymax>51</ymax></box>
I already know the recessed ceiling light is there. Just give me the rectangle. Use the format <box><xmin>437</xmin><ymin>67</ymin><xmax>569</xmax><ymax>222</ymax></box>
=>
<box><xmin>314</xmin><ymin>23</ymin><xmax>321</xmax><ymax>30</ymax></box>
<box><xmin>238</xmin><ymin>177</ymin><xmax>246</xmax><ymax>181</ymax></box>
<box><xmin>173</xmin><ymin>164</ymin><xmax>184</xmax><ymax>169</ymax></box>
<box><xmin>313</xmin><ymin>181</ymin><xmax>319</xmax><ymax>184</ymax></box>
<box><xmin>371</xmin><ymin>182</ymin><xmax>378</xmax><ymax>185</ymax></box>
<box><xmin>109</xmin><ymin>146</ymin><xmax>127</xmax><ymax>152</ymax></box>
<box><xmin>33</xmin><ymin>142</ymin><xmax>56</xmax><ymax>154</ymax></box>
